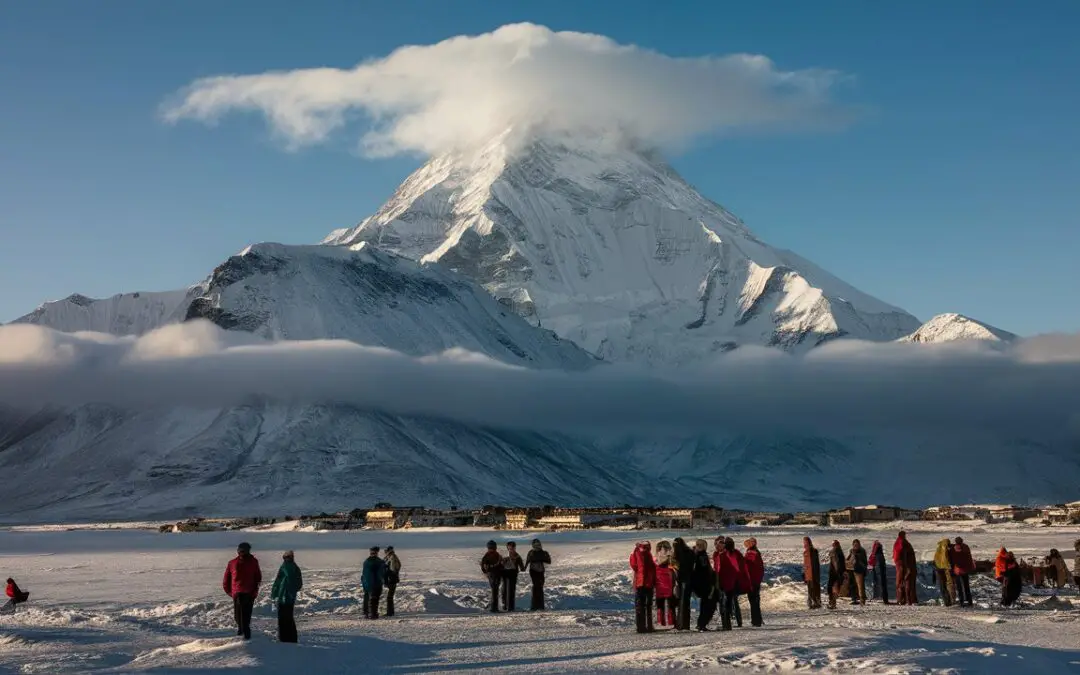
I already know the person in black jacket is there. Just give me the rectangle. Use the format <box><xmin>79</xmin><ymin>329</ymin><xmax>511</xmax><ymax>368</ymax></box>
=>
<box><xmin>690</xmin><ymin>539</ymin><xmax>717</xmax><ymax>631</ymax></box>
<box><xmin>827</xmin><ymin>541</ymin><xmax>846</xmax><ymax>610</ymax></box>
<box><xmin>480</xmin><ymin>541</ymin><xmax>503</xmax><ymax>612</ymax></box>
<box><xmin>847</xmin><ymin>539</ymin><xmax>868</xmax><ymax>606</ymax></box>
<box><xmin>525</xmin><ymin>539</ymin><xmax>552</xmax><ymax>611</ymax></box>
<box><xmin>672</xmin><ymin>537</ymin><xmax>695</xmax><ymax>631</ymax></box>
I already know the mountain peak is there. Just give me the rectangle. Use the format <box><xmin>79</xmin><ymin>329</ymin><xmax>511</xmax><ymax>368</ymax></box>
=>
<box><xmin>899</xmin><ymin>313</ymin><xmax>1016</xmax><ymax>344</ymax></box>
<box><xmin>325</xmin><ymin>134</ymin><xmax>919</xmax><ymax>365</ymax></box>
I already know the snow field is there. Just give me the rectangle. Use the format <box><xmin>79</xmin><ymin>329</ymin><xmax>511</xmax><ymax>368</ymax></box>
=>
<box><xmin>1</xmin><ymin>525</ymin><xmax>1079</xmax><ymax>673</ymax></box>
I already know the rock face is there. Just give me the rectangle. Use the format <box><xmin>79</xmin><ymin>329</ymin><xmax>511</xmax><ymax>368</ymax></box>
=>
<box><xmin>326</xmin><ymin>134</ymin><xmax>920</xmax><ymax>365</ymax></box>
<box><xmin>899</xmin><ymin>313</ymin><xmax>1017</xmax><ymax>344</ymax></box>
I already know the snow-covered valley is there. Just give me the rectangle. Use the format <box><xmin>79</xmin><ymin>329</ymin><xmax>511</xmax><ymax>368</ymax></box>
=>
<box><xmin>1</xmin><ymin>523</ymin><xmax>1079</xmax><ymax>673</ymax></box>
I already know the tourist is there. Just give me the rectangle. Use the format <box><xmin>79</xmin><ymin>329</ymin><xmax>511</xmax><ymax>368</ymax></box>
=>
<box><xmin>743</xmin><ymin>538</ymin><xmax>765</xmax><ymax>627</ymax></box>
<box><xmin>933</xmin><ymin>539</ymin><xmax>955</xmax><ymax>606</ymax></box>
<box><xmin>715</xmin><ymin>537</ymin><xmax>746</xmax><ymax>630</ymax></box>
<box><xmin>1045</xmin><ymin>549</ymin><xmax>1070</xmax><ymax>590</ymax></box>
<box><xmin>270</xmin><ymin>550</ymin><xmax>302</xmax><ymax>643</ymax></box>
<box><xmin>480</xmin><ymin>541</ymin><xmax>503</xmax><ymax>613</ymax></box>
<box><xmin>691</xmin><ymin>539</ymin><xmax>717</xmax><ymax>631</ymax></box>
<box><xmin>996</xmin><ymin>548</ymin><xmax>1022</xmax><ymax>606</ymax></box>
<box><xmin>384</xmin><ymin>546</ymin><xmax>401</xmax><ymax>617</ymax></box>
<box><xmin>629</xmin><ymin>541</ymin><xmax>656</xmax><ymax>633</ymax></box>
<box><xmin>222</xmin><ymin>542</ymin><xmax>262</xmax><ymax>640</ymax></box>
<box><xmin>868</xmin><ymin>540</ymin><xmax>889</xmax><ymax>604</ymax></box>
<box><xmin>525</xmin><ymin>539</ymin><xmax>552</xmax><ymax>611</ymax></box>
<box><xmin>827</xmin><ymin>540</ymin><xmax>846</xmax><ymax>610</ymax></box>
<box><xmin>892</xmin><ymin>532</ymin><xmax>918</xmax><ymax>605</ymax></box>
<box><xmin>654</xmin><ymin>541</ymin><xmax>677</xmax><ymax>627</ymax></box>
<box><xmin>847</xmin><ymin>539</ymin><xmax>868</xmax><ymax>605</ymax></box>
<box><xmin>951</xmin><ymin>537</ymin><xmax>975</xmax><ymax>607</ymax></box>
<box><xmin>501</xmin><ymin>541</ymin><xmax>526</xmax><ymax>611</ymax></box>
<box><xmin>362</xmin><ymin>546</ymin><xmax>387</xmax><ymax>619</ymax></box>
<box><xmin>1</xmin><ymin>578</ymin><xmax>30</xmax><ymax>614</ymax></box>
<box><xmin>802</xmin><ymin>537</ymin><xmax>822</xmax><ymax>609</ymax></box>
<box><xmin>672</xmin><ymin>537</ymin><xmax>695</xmax><ymax>630</ymax></box>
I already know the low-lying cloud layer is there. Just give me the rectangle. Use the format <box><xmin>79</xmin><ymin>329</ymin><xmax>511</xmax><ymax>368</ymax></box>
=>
<box><xmin>2</xmin><ymin>321</ymin><xmax>1078</xmax><ymax>441</ymax></box>
<box><xmin>161</xmin><ymin>23</ymin><xmax>845</xmax><ymax>156</ymax></box>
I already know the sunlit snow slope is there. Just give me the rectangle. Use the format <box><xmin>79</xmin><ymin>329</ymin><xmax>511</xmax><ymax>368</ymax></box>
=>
<box><xmin>326</xmin><ymin>134</ymin><xmax>921</xmax><ymax>364</ymax></box>
<box><xmin>899</xmin><ymin>313</ymin><xmax>1017</xmax><ymax>344</ymax></box>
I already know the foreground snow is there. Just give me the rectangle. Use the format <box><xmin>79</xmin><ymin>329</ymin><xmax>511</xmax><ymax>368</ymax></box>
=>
<box><xmin>1</xmin><ymin>525</ymin><xmax>1079</xmax><ymax>673</ymax></box>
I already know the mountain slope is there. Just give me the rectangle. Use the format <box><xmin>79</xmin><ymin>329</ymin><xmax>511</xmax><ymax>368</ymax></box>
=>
<box><xmin>0</xmin><ymin>243</ymin><xmax>610</xmax><ymax>521</ymax></box>
<box><xmin>14</xmin><ymin>289</ymin><xmax>198</xmax><ymax>335</ymax></box>
<box><xmin>326</xmin><ymin>134</ymin><xmax>920</xmax><ymax>364</ymax></box>
<box><xmin>899</xmin><ymin>313</ymin><xmax>1017</xmax><ymax>344</ymax></box>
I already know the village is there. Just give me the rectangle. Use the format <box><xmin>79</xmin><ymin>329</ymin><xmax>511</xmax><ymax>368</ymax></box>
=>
<box><xmin>161</xmin><ymin>501</ymin><xmax>1080</xmax><ymax>533</ymax></box>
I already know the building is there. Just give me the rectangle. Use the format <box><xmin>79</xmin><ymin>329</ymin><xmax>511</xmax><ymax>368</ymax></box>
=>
<box><xmin>472</xmin><ymin>507</ymin><xmax>507</xmax><ymax>528</ymax></box>
<box><xmin>536</xmin><ymin>512</ymin><xmax>637</xmax><ymax>530</ymax></box>
<box><xmin>505</xmin><ymin>509</ymin><xmax>545</xmax><ymax>530</ymax></box>
<box><xmin>1042</xmin><ymin>505</ymin><xmax>1079</xmax><ymax>525</ymax></box>
<box><xmin>744</xmin><ymin>512</ymin><xmax>793</xmax><ymax>527</ymax></box>
<box><xmin>790</xmin><ymin>512</ymin><xmax>827</xmax><ymax>526</ymax></box>
<box><xmin>828</xmin><ymin>505</ymin><xmax>913</xmax><ymax>526</ymax></box>
<box><xmin>405</xmin><ymin>509</ymin><xmax>472</xmax><ymax>528</ymax></box>
<box><xmin>637</xmin><ymin>508</ymin><xmax>723</xmax><ymax>529</ymax></box>
<box><xmin>989</xmin><ymin>506</ymin><xmax>1043</xmax><ymax>523</ymax></box>
<box><xmin>365</xmin><ymin>507</ymin><xmax>422</xmax><ymax>530</ymax></box>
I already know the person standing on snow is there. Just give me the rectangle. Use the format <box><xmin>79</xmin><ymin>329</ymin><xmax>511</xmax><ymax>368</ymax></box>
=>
<box><xmin>654</xmin><ymin>541</ymin><xmax>677</xmax><ymax>627</ymax></box>
<box><xmin>803</xmin><ymin>537</ymin><xmax>822</xmax><ymax>609</ymax></box>
<box><xmin>847</xmin><ymin>539</ymin><xmax>868</xmax><ymax>606</ymax></box>
<box><xmin>480</xmin><ymin>540</ymin><xmax>503</xmax><ymax>613</ymax></box>
<box><xmin>270</xmin><ymin>550</ymin><xmax>303</xmax><ymax>643</ymax></box>
<box><xmin>383</xmin><ymin>546</ymin><xmax>401</xmax><ymax>617</ymax></box>
<box><xmin>1045</xmin><ymin>549</ymin><xmax>1071</xmax><ymax>590</ymax></box>
<box><xmin>996</xmin><ymin>548</ymin><xmax>1022</xmax><ymax>606</ymax></box>
<box><xmin>672</xmin><ymin>537</ymin><xmax>695</xmax><ymax>630</ymax></box>
<box><xmin>501</xmin><ymin>541</ymin><xmax>526</xmax><ymax>612</ymax></box>
<box><xmin>826</xmin><ymin>540</ymin><xmax>847</xmax><ymax>610</ymax></box>
<box><xmin>715</xmin><ymin>537</ymin><xmax>746</xmax><ymax>630</ymax></box>
<box><xmin>629</xmin><ymin>541</ymin><xmax>657</xmax><ymax>633</ymax></box>
<box><xmin>868</xmin><ymin>540</ymin><xmax>889</xmax><ymax>604</ymax></box>
<box><xmin>362</xmin><ymin>546</ymin><xmax>387</xmax><ymax>619</ymax></box>
<box><xmin>933</xmin><ymin>539</ymin><xmax>955</xmax><ymax>606</ymax></box>
<box><xmin>892</xmin><ymin>532</ymin><xmax>918</xmax><ymax>605</ymax></box>
<box><xmin>951</xmin><ymin>537</ymin><xmax>975</xmax><ymax>607</ymax></box>
<box><xmin>525</xmin><ymin>539</ymin><xmax>551</xmax><ymax>611</ymax></box>
<box><xmin>743</xmin><ymin>538</ymin><xmax>765</xmax><ymax>627</ymax></box>
<box><xmin>691</xmin><ymin>539</ymin><xmax>717</xmax><ymax>631</ymax></box>
<box><xmin>223</xmin><ymin>542</ymin><xmax>262</xmax><ymax>640</ymax></box>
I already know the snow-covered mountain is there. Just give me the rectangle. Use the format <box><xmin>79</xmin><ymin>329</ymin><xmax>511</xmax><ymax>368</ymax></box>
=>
<box><xmin>899</xmin><ymin>313</ymin><xmax>1017</xmax><ymax>344</ymax></box>
<box><xmin>0</xmin><ymin>244</ymin><xmax>621</xmax><ymax>521</ymax></box>
<box><xmin>325</xmin><ymin>133</ymin><xmax>921</xmax><ymax>364</ymax></box>
<box><xmin>16</xmin><ymin>288</ymin><xmax>198</xmax><ymax>335</ymax></box>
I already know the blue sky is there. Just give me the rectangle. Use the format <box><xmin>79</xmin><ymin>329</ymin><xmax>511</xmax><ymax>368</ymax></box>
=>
<box><xmin>2</xmin><ymin>1</ymin><xmax>1078</xmax><ymax>334</ymax></box>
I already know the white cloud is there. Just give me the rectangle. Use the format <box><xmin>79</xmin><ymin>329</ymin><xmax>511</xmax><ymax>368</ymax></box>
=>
<box><xmin>160</xmin><ymin>23</ymin><xmax>847</xmax><ymax>156</ymax></box>
<box><xmin>2</xmin><ymin>321</ymin><xmax>1079</xmax><ymax>442</ymax></box>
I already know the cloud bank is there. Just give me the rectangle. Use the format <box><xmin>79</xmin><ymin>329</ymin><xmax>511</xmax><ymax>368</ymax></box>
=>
<box><xmin>161</xmin><ymin>23</ymin><xmax>846</xmax><ymax>156</ymax></box>
<box><xmin>2</xmin><ymin>321</ymin><xmax>1079</xmax><ymax>441</ymax></box>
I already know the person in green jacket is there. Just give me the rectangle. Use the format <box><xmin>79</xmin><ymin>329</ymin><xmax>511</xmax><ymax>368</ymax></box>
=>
<box><xmin>270</xmin><ymin>550</ymin><xmax>303</xmax><ymax>643</ymax></box>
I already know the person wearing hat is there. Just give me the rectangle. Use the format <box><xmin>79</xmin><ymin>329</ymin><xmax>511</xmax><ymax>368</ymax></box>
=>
<box><xmin>362</xmin><ymin>546</ymin><xmax>388</xmax><ymax>619</ymax></box>
<box><xmin>270</xmin><ymin>550</ymin><xmax>303</xmax><ymax>642</ymax></box>
<box><xmin>525</xmin><ymin>539</ymin><xmax>552</xmax><ymax>611</ymax></box>
<box><xmin>383</xmin><ymin>546</ymin><xmax>402</xmax><ymax>617</ymax></box>
<box><xmin>480</xmin><ymin>541</ymin><xmax>504</xmax><ymax>613</ymax></box>
<box><xmin>743</xmin><ymin>538</ymin><xmax>765</xmax><ymax>627</ymax></box>
<box><xmin>223</xmin><ymin>542</ymin><xmax>262</xmax><ymax>640</ymax></box>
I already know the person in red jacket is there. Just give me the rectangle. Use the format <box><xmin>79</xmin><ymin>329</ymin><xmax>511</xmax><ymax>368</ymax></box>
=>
<box><xmin>629</xmin><ymin>541</ymin><xmax>656</xmax><ymax>633</ymax></box>
<box><xmin>2</xmin><ymin>578</ymin><xmax>30</xmax><ymax>614</ymax></box>
<box><xmin>714</xmin><ymin>537</ymin><xmax>746</xmax><ymax>631</ymax></box>
<box><xmin>951</xmin><ymin>537</ymin><xmax>976</xmax><ymax>607</ymax></box>
<box><xmin>654</xmin><ymin>541</ymin><xmax>677</xmax><ymax>627</ymax></box>
<box><xmin>892</xmin><ymin>532</ymin><xmax>918</xmax><ymax>605</ymax></box>
<box><xmin>223</xmin><ymin>542</ymin><xmax>262</xmax><ymax>640</ymax></box>
<box><xmin>743</xmin><ymin>538</ymin><xmax>765</xmax><ymax>627</ymax></box>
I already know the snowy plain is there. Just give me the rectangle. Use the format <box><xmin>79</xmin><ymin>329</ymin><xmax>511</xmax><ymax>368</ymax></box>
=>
<box><xmin>2</xmin><ymin>522</ymin><xmax>1079</xmax><ymax>673</ymax></box>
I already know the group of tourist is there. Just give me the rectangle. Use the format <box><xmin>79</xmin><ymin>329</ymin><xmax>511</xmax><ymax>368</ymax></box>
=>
<box><xmin>480</xmin><ymin>539</ymin><xmax>552</xmax><ymax>612</ymax></box>
<box><xmin>628</xmin><ymin>537</ymin><xmax>765</xmax><ymax>633</ymax></box>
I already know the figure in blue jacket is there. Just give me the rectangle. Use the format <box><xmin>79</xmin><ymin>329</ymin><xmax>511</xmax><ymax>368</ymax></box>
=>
<box><xmin>362</xmin><ymin>546</ymin><xmax>388</xmax><ymax>619</ymax></box>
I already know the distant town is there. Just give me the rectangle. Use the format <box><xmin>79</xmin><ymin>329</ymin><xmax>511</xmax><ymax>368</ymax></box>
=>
<box><xmin>161</xmin><ymin>501</ymin><xmax>1080</xmax><ymax>533</ymax></box>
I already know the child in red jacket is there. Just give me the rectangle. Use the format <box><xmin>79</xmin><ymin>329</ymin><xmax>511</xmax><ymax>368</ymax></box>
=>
<box><xmin>654</xmin><ymin>540</ymin><xmax>677</xmax><ymax>627</ymax></box>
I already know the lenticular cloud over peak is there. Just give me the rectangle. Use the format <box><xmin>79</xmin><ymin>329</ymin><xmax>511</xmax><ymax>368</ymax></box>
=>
<box><xmin>161</xmin><ymin>22</ymin><xmax>846</xmax><ymax>156</ymax></box>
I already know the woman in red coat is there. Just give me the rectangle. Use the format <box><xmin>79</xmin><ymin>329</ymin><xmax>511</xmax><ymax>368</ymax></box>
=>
<box><xmin>714</xmin><ymin>537</ymin><xmax>746</xmax><ymax>630</ymax></box>
<box><xmin>743</xmin><ymin>538</ymin><xmax>765</xmax><ymax>627</ymax></box>
<box><xmin>892</xmin><ymin>532</ymin><xmax>918</xmax><ymax>605</ymax></box>
<box><xmin>629</xmin><ymin>542</ymin><xmax>657</xmax><ymax>633</ymax></box>
<box><xmin>2</xmin><ymin>578</ymin><xmax>30</xmax><ymax>614</ymax></box>
<box><xmin>951</xmin><ymin>537</ymin><xmax>976</xmax><ymax>607</ymax></box>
